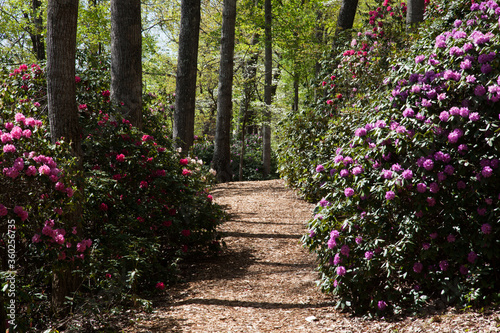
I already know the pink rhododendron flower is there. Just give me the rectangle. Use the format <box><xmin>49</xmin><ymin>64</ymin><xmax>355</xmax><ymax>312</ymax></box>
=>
<box><xmin>14</xmin><ymin>113</ymin><xmax>26</xmax><ymax>124</ymax></box>
<box><xmin>38</xmin><ymin>164</ymin><xmax>51</xmax><ymax>175</ymax></box>
<box><xmin>0</xmin><ymin>204</ymin><xmax>7</xmax><ymax>216</ymax></box>
<box><xmin>3</xmin><ymin>144</ymin><xmax>16</xmax><ymax>153</ymax></box>
<box><xmin>54</xmin><ymin>234</ymin><xmax>65</xmax><ymax>245</ymax></box>
<box><xmin>182</xmin><ymin>169</ymin><xmax>191</xmax><ymax>176</ymax></box>
<box><xmin>10</xmin><ymin>126</ymin><xmax>22</xmax><ymax>139</ymax></box>
<box><xmin>181</xmin><ymin>229</ymin><xmax>191</xmax><ymax>237</ymax></box>
<box><xmin>55</xmin><ymin>182</ymin><xmax>66</xmax><ymax>192</ymax></box>
<box><xmin>116</xmin><ymin>153</ymin><xmax>125</xmax><ymax>162</ymax></box>
<box><xmin>32</xmin><ymin>234</ymin><xmax>41</xmax><ymax>243</ymax></box>
<box><xmin>13</xmin><ymin>206</ymin><xmax>28</xmax><ymax>221</ymax></box>
<box><xmin>156</xmin><ymin>282</ymin><xmax>165</xmax><ymax>290</ymax></box>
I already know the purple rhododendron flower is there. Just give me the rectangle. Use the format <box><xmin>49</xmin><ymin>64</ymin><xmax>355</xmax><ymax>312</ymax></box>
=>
<box><xmin>352</xmin><ymin>166</ymin><xmax>363</xmax><ymax>175</ymax></box>
<box><xmin>429</xmin><ymin>182</ymin><xmax>439</xmax><ymax>193</ymax></box>
<box><xmin>402</xmin><ymin>169</ymin><xmax>413</xmax><ymax>180</ymax></box>
<box><xmin>481</xmin><ymin>223</ymin><xmax>492</xmax><ymax>234</ymax></box>
<box><xmin>439</xmin><ymin>260</ymin><xmax>449</xmax><ymax>271</ymax></box>
<box><xmin>355</xmin><ymin>128</ymin><xmax>367</xmax><ymax>137</ymax></box>
<box><xmin>378</xmin><ymin>300</ymin><xmax>387</xmax><ymax>311</ymax></box>
<box><xmin>475</xmin><ymin>85</ymin><xmax>486</xmax><ymax>96</ymax></box>
<box><xmin>385</xmin><ymin>191</ymin><xmax>396</xmax><ymax>200</ymax></box>
<box><xmin>344</xmin><ymin>188</ymin><xmax>354</xmax><ymax>197</ymax></box>
<box><xmin>482</xmin><ymin>166</ymin><xmax>493</xmax><ymax>177</ymax></box>
<box><xmin>333</xmin><ymin>253</ymin><xmax>342</xmax><ymax>265</ymax></box>
<box><xmin>340</xmin><ymin>245</ymin><xmax>350</xmax><ymax>257</ymax></box>
<box><xmin>319</xmin><ymin>198</ymin><xmax>331</xmax><ymax>207</ymax></box>
<box><xmin>365</xmin><ymin>251</ymin><xmax>374</xmax><ymax>260</ymax></box>
<box><xmin>468</xmin><ymin>251</ymin><xmax>477</xmax><ymax>263</ymax></box>
<box><xmin>316</xmin><ymin>164</ymin><xmax>325</xmax><ymax>173</ymax></box>
<box><xmin>413</xmin><ymin>262</ymin><xmax>423</xmax><ymax>273</ymax></box>
<box><xmin>336</xmin><ymin>266</ymin><xmax>346</xmax><ymax>276</ymax></box>
<box><xmin>448</xmin><ymin>128</ymin><xmax>464</xmax><ymax>143</ymax></box>
<box><xmin>417</xmin><ymin>183</ymin><xmax>427</xmax><ymax>193</ymax></box>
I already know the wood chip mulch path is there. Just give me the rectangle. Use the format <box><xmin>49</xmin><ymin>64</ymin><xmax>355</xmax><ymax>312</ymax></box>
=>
<box><xmin>124</xmin><ymin>179</ymin><xmax>500</xmax><ymax>332</ymax></box>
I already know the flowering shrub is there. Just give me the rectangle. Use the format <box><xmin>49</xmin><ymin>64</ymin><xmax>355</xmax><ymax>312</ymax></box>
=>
<box><xmin>0</xmin><ymin>64</ymin><xmax>94</xmax><ymax>328</ymax></box>
<box><xmin>277</xmin><ymin>0</ymin><xmax>413</xmax><ymax>201</ymax></box>
<box><xmin>302</xmin><ymin>0</ymin><xmax>500</xmax><ymax>314</ymax></box>
<box><xmin>82</xmin><ymin>109</ymin><xmax>225</xmax><ymax>302</ymax></box>
<box><xmin>1</xmin><ymin>59</ymin><xmax>226</xmax><ymax>329</ymax></box>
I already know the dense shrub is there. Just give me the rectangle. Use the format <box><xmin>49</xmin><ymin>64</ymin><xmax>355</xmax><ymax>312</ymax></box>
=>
<box><xmin>303</xmin><ymin>0</ymin><xmax>500</xmax><ymax>314</ymax></box>
<box><xmin>0</xmin><ymin>64</ymin><xmax>93</xmax><ymax>330</ymax></box>
<box><xmin>0</xmin><ymin>59</ymin><xmax>226</xmax><ymax>330</ymax></box>
<box><xmin>277</xmin><ymin>0</ymin><xmax>412</xmax><ymax>200</ymax></box>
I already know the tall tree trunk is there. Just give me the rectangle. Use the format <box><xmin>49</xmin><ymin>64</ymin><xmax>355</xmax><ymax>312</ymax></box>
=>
<box><xmin>110</xmin><ymin>0</ymin><xmax>143</xmax><ymax>129</ymax></box>
<box><xmin>406</xmin><ymin>0</ymin><xmax>425</xmax><ymax>26</ymax></box>
<box><xmin>239</xmin><ymin>109</ymin><xmax>248</xmax><ymax>181</ymax></box>
<box><xmin>239</xmin><ymin>34</ymin><xmax>259</xmax><ymax>136</ymax></box>
<box><xmin>262</xmin><ymin>0</ymin><xmax>272</xmax><ymax>177</ymax></box>
<box><xmin>46</xmin><ymin>0</ymin><xmax>81</xmax><ymax>314</ymax></box>
<box><xmin>47</xmin><ymin>0</ymin><xmax>81</xmax><ymax>156</ymax></box>
<box><xmin>335</xmin><ymin>0</ymin><xmax>359</xmax><ymax>35</ymax></box>
<box><xmin>293</xmin><ymin>73</ymin><xmax>299</xmax><ymax>111</ymax></box>
<box><xmin>173</xmin><ymin>0</ymin><xmax>201</xmax><ymax>153</ymax></box>
<box><xmin>26</xmin><ymin>0</ymin><xmax>45</xmax><ymax>61</ymax></box>
<box><xmin>213</xmin><ymin>0</ymin><xmax>237</xmax><ymax>183</ymax></box>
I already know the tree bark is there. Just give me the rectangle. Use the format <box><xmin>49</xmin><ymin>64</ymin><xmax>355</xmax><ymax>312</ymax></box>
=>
<box><xmin>26</xmin><ymin>0</ymin><xmax>45</xmax><ymax>61</ymax></box>
<box><xmin>262</xmin><ymin>0</ymin><xmax>272</xmax><ymax>177</ymax></box>
<box><xmin>173</xmin><ymin>0</ymin><xmax>201</xmax><ymax>153</ymax></box>
<box><xmin>213</xmin><ymin>0</ymin><xmax>237</xmax><ymax>183</ymax></box>
<box><xmin>110</xmin><ymin>0</ymin><xmax>143</xmax><ymax>129</ymax></box>
<box><xmin>47</xmin><ymin>0</ymin><xmax>81</xmax><ymax>157</ymax></box>
<box><xmin>406</xmin><ymin>0</ymin><xmax>425</xmax><ymax>26</ymax></box>
<box><xmin>46</xmin><ymin>0</ymin><xmax>81</xmax><ymax>314</ymax></box>
<box><xmin>335</xmin><ymin>0</ymin><xmax>359</xmax><ymax>35</ymax></box>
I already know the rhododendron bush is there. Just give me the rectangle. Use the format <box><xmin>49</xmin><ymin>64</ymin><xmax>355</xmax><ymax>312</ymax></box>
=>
<box><xmin>300</xmin><ymin>0</ymin><xmax>500</xmax><ymax>314</ymax></box>
<box><xmin>0</xmin><ymin>57</ymin><xmax>225</xmax><ymax>329</ymax></box>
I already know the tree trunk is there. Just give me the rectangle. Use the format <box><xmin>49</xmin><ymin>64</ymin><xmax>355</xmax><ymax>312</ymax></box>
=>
<box><xmin>262</xmin><ymin>0</ymin><xmax>272</xmax><ymax>177</ymax></box>
<box><xmin>110</xmin><ymin>0</ymin><xmax>143</xmax><ymax>129</ymax></box>
<box><xmin>46</xmin><ymin>0</ymin><xmax>81</xmax><ymax>314</ymax></box>
<box><xmin>213</xmin><ymin>0</ymin><xmax>237</xmax><ymax>183</ymax></box>
<box><xmin>26</xmin><ymin>0</ymin><xmax>45</xmax><ymax>61</ymax></box>
<box><xmin>47</xmin><ymin>0</ymin><xmax>81</xmax><ymax>157</ymax></box>
<box><xmin>335</xmin><ymin>0</ymin><xmax>359</xmax><ymax>35</ymax></box>
<box><xmin>293</xmin><ymin>73</ymin><xmax>299</xmax><ymax>111</ymax></box>
<box><xmin>239</xmin><ymin>109</ymin><xmax>248</xmax><ymax>181</ymax></box>
<box><xmin>239</xmin><ymin>34</ymin><xmax>259</xmax><ymax>137</ymax></box>
<box><xmin>406</xmin><ymin>0</ymin><xmax>425</xmax><ymax>26</ymax></box>
<box><xmin>173</xmin><ymin>0</ymin><xmax>201</xmax><ymax>153</ymax></box>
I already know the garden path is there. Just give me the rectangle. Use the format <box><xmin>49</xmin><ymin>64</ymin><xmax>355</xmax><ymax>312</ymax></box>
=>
<box><xmin>124</xmin><ymin>179</ymin><xmax>499</xmax><ymax>332</ymax></box>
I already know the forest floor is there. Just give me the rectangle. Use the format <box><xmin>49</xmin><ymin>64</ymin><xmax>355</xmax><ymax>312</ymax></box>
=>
<box><xmin>121</xmin><ymin>179</ymin><xmax>500</xmax><ymax>333</ymax></box>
